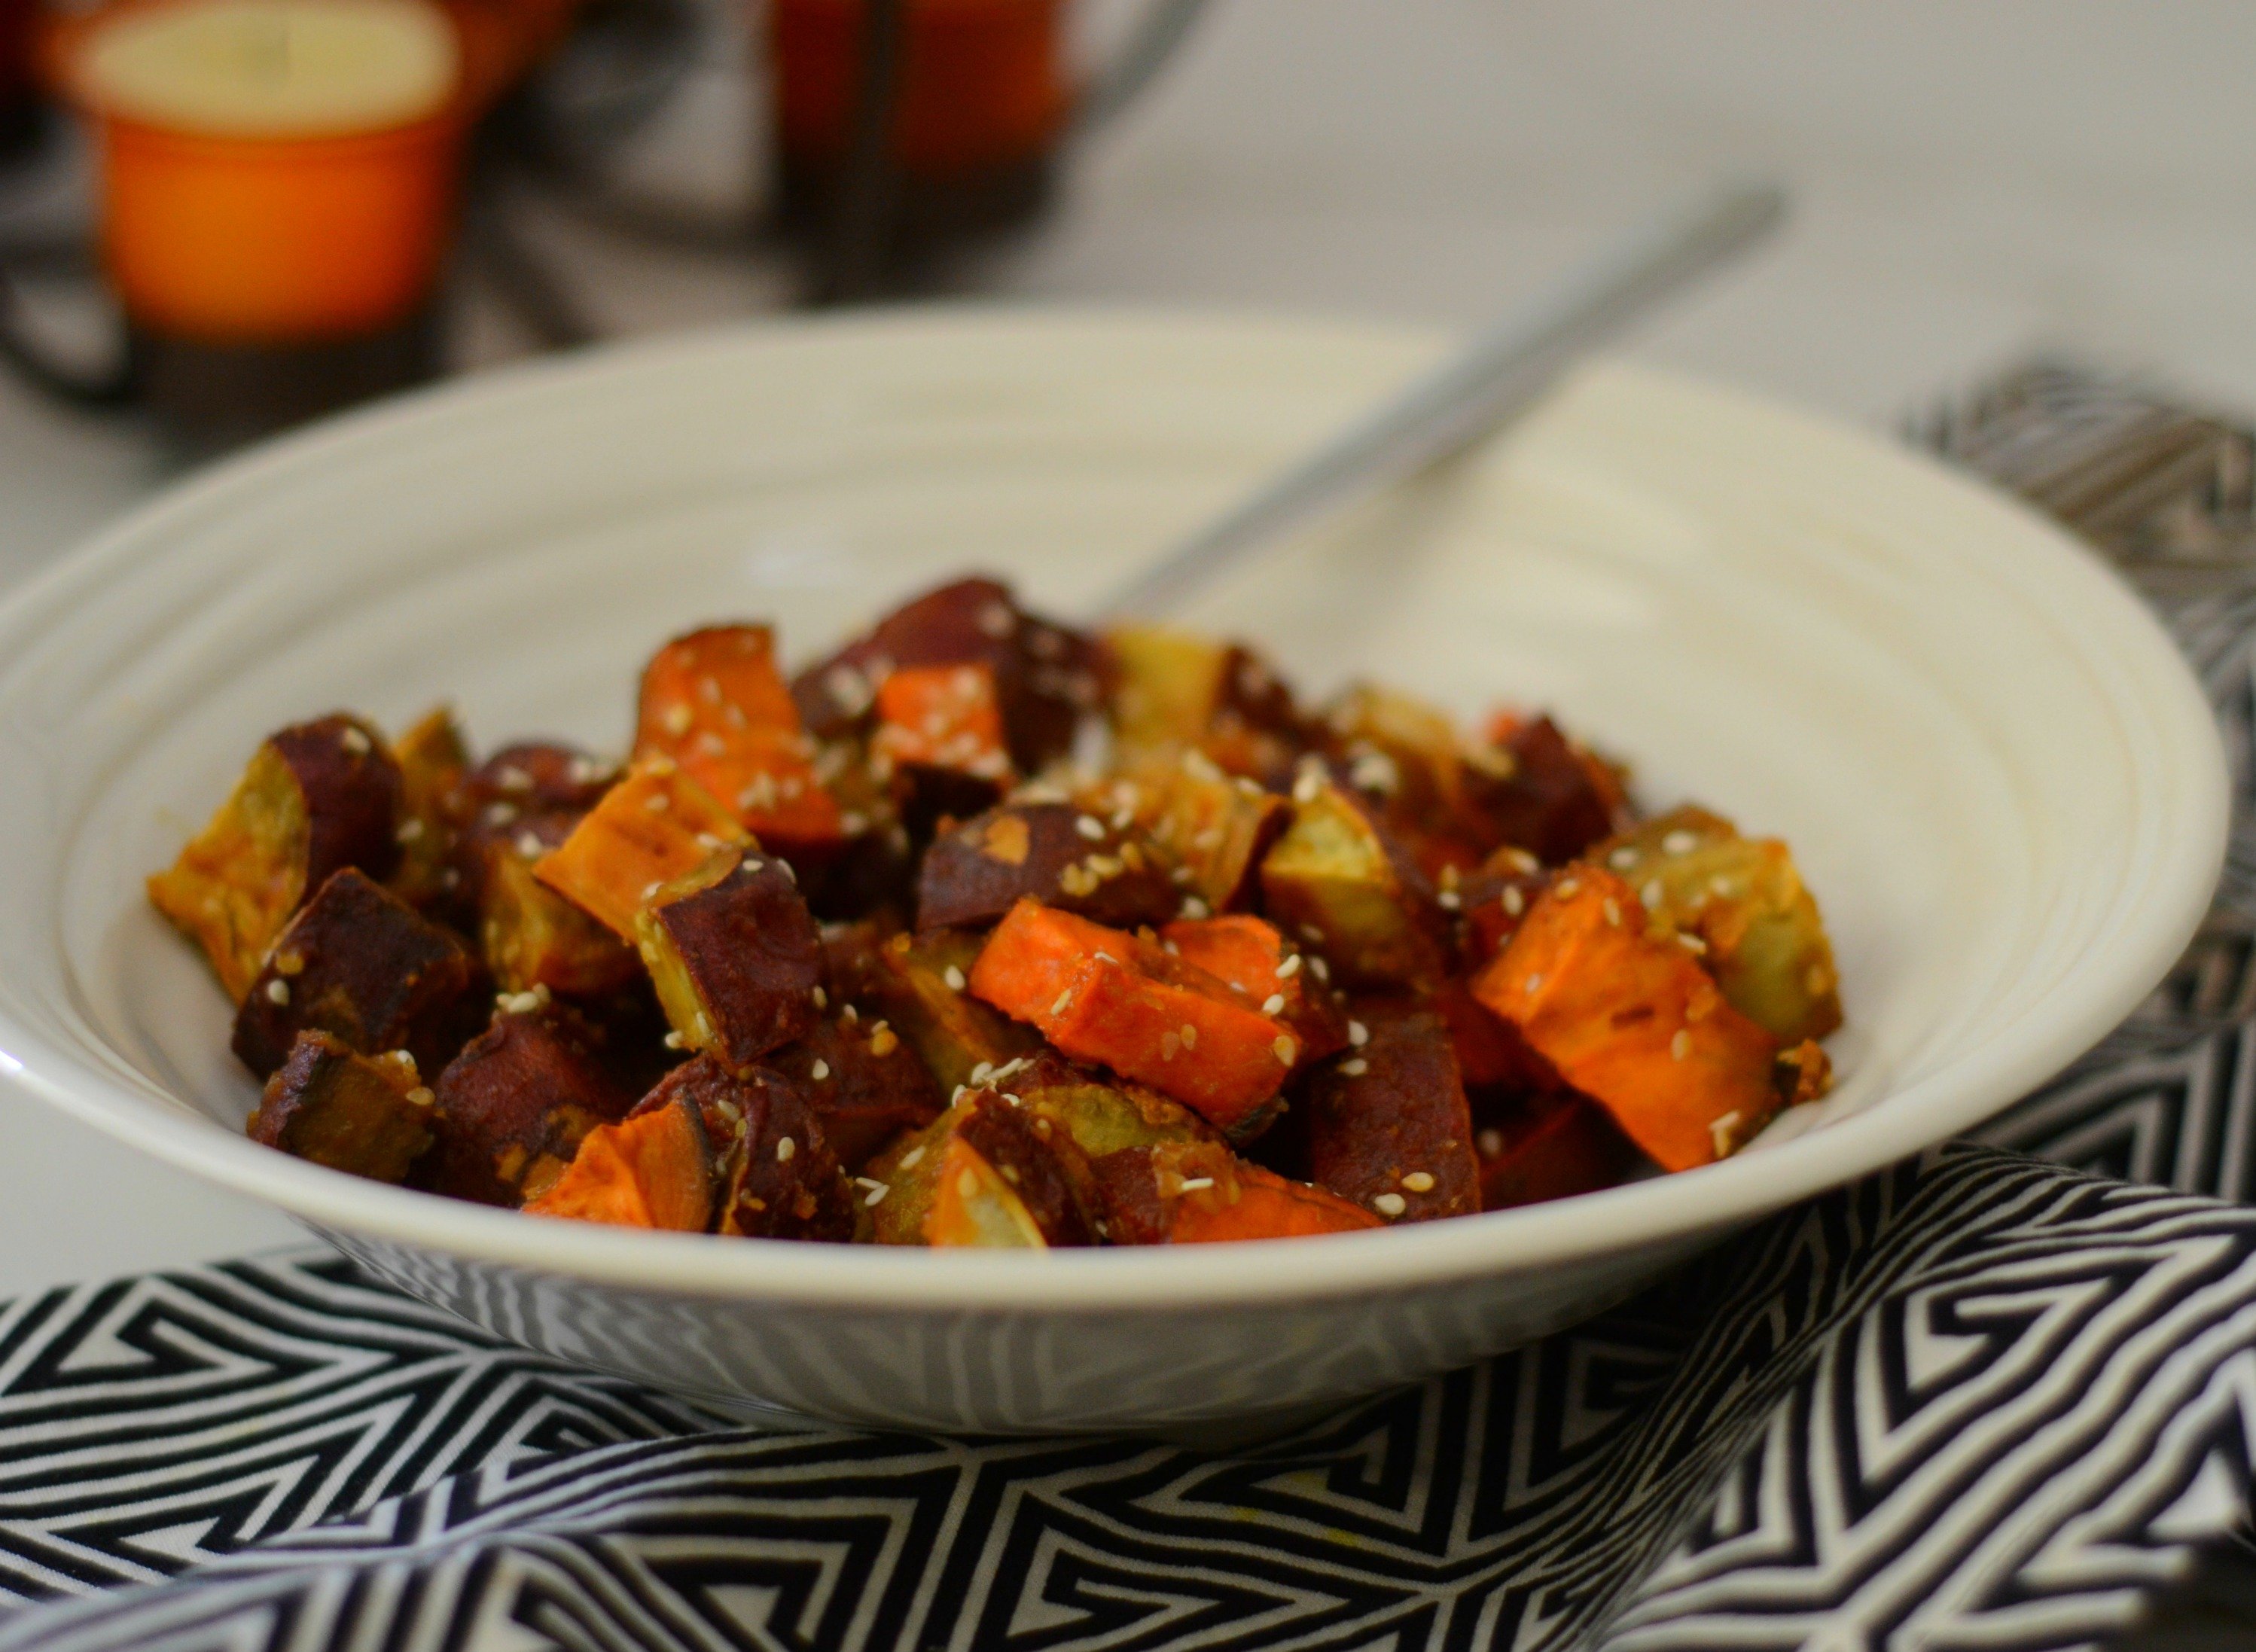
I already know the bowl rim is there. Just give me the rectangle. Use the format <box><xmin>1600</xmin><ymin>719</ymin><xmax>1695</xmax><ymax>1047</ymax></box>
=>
<box><xmin>0</xmin><ymin>305</ymin><xmax>2227</xmax><ymax>1311</ymax></box>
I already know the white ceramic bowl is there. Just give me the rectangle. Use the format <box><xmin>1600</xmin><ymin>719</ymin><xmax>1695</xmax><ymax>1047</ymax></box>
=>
<box><xmin>0</xmin><ymin>312</ymin><xmax>2226</xmax><ymax>1435</ymax></box>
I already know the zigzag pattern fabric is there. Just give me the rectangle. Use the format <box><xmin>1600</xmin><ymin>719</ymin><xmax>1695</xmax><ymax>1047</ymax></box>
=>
<box><xmin>0</xmin><ymin>1134</ymin><xmax>2250</xmax><ymax>1652</ymax></box>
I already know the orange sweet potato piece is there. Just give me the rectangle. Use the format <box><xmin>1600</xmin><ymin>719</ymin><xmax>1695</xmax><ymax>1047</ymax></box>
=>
<box><xmin>1098</xmin><ymin>754</ymin><xmax>1291</xmax><ymax>913</ymax></box>
<box><xmin>633</xmin><ymin>1055</ymin><xmax>858</xmax><ymax>1241</ymax></box>
<box><xmin>770</xmin><ymin>1015</ymin><xmax>946</xmax><ymax>1172</ymax></box>
<box><xmin>916</xmin><ymin>803</ymin><xmax>1181</xmax><ymax>932</ymax></box>
<box><xmin>969</xmin><ymin>900</ymin><xmax>1296</xmax><ymax>1138</ymax></box>
<box><xmin>149</xmin><ymin>714</ymin><xmax>404</xmax><ymax>1001</ymax></box>
<box><xmin>924</xmin><ymin>1134</ymin><xmax>1050</xmax><ymax>1248</ymax></box>
<box><xmin>1160</xmin><ymin>914</ymin><xmax>1347</xmax><ymax>1065</ymax></box>
<box><xmin>870</xmin><ymin>663</ymin><xmax>1016</xmax><ymax>834</ymax></box>
<box><xmin>1091</xmin><ymin>1141</ymin><xmax>1383</xmax><ymax>1244</ymax></box>
<box><xmin>388</xmin><ymin>707</ymin><xmax>470</xmax><ymax>913</ymax></box>
<box><xmin>1471</xmin><ymin>867</ymin><xmax>1779</xmax><ymax>1171</ymax></box>
<box><xmin>532</xmin><ymin>757</ymin><xmax>750</xmax><ymax>940</ymax></box>
<box><xmin>1474</xmin><ymin>1094</ymin><xmax>1642</xmax><ymax>1211</ymax></box>
<box><xmin>1474</xmin><ymin>714</ymin><xmax>1627</xmax><ymax>865</ymax></box>
<box><xmin>247</xmin><ymin>1032</ymin><xmax>434</xmax><ymax>1184</ymax></box>
<box><xmin>636</xmin><ymin>624</ymin><xmax>843</xmax><ymax>856</ymax></box>
<box><xmin>421</xmin><ymin>999</ymin><xmax>639</xmax><ymax>1206</ymax></box>
<box><xmin>1300</xmin><ymin>1004</ymin><xmax>1480</xmax><ymax>1223</ymax></box>
<box><xmin>523</xmin><ymin>1097</ymin><xmax>716</xmax><ymax>1231</ymax></box>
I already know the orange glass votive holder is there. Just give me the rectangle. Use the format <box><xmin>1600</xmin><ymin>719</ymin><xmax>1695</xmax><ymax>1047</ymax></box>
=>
<box><xmin>769</xmin><ymin>0</ymin><xmax>1069</xmax><ymax>228</ymax></box>
<box><xmin>99</xmin><ymin>108</ymin><xmax>465</xmax><ymax>341</ymax></box>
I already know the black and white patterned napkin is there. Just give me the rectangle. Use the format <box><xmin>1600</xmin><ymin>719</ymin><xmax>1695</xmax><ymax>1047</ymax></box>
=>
<box><xmin>3</xmin><ymin>366</ymin><xmax>2254</xmax><ymax>1652</ymax></box>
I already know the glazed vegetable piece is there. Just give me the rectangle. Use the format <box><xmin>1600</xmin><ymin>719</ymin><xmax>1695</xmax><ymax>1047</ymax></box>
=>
<box><xmin>1593</xmin><ymin>805</ymin><xmax>1843</xmax><ymax>1045</ymax></box>
<box><xmin>1258</xmin><ymin>773</ymin><xmax>1450</xmax><ymax>989</ymax></box>
<box><xmin>387</xmin><ymin>707</ymin><xmax>469</xmax><ymax>913</ymax></box>
<box><xmin>1105</xmin><ymin>626</ymin><xmax>1303</xmax><ymax>779</ymax></box>
<box><xmin>247</xmin><ymin>1032</ymin><xmax>434</xmax><ymax>1183</ymax></box>
<box><xmin>916</xmin><ymin>802</ymin><xmax>1180</xmax><ymax>932</ymax></box>
<box><xmin>232</xmin><ymin>868</ymin><xmax>489</xmax><ymax>1081</ymax></box>
<box><xmin>634</xmin><ymin>1056</ymin><xmax>858</xmax><ymax>1241</ymax></box>
<box><xmin>635</xmin><ymin>624</ymin><xmax>843</xmax><ymax>858</ymax></box>
<box><xmin>1477</xmin><ymin>714</ymin><xmax>1626</xmax><ymax>866</ymax></box>
<box><xmin>1159</xmin><ymin>913</ymin><xmax>1348</xmax><ymax>1065</ymax></box>
<box><xmin>522</xmin><ymin>1095</ymin><xmax>716</xmax><ymax>1231</ymax></box>
<box><xmin>767</xmin><ymin>1012</ymin><xmax>945</xmax><ymax>1172</ymax></box>
<box><xmin>1453</xmin><ymin>848</ymin><xmax>1550</xmax><ymax>968</ymax></box>
<box><xmin>1300</xmin><ymin>1004</ymin><xmax>1480</xmax><ymax>1224</ymax></box>
<box><xmin>1474</xmin><ymin>1093</ymin><xmax>1642</xmax><ymax>1211</ymax></box>
<box><xmin>1091</xmin><ymin>753</ymin><xmax>1289</xmax><ymax>915</ymax></box>
<box><xmin>148</xmin><ymin>714</ymin><xmax>404</xmax><ymax>1001</ymax></box>
<box><xmin>969</xmin><ymin>899</ymin><xmax>1298</xmax><ymax>1138</ymax></box>
<box><xmin>1319</xmin><ymin>681</ymin><xmax>1519</xmax><ymax>858</ymax></box>
<box><xmin>1432</xmin><ymin>977</ymin><xmax>1558</xmax><ymax>1091</ymax></box>
<box><xmin>474</xmin><ymin>842</ymin><xmax>645</xmax><ymax>998</ymax></box>
<box><xmin>532</xmin><ymin>757</ymin><xmax>750</xmax><ymax>940</ymax></box>
<box><xmin>1473</xmin><ymin>867</ymin><xmax>1779</xmax><ymax>1172</ymax></box>
<box><xmin>635</xmin><ymin>846</ymin><xmax>822</xmax><ymax>1068</ymax></box>
<box><xmin>421</xmin><ymin>998</ymin><xmax>639</xmax><ymax>1206</ymax></box>
<box><xmin>837</xmin><ymin>928</ymin><xmax>1041</xmax><ymax>1094</ymax></box>
<box><xmin>870</xmin><ymin>663</ymin><xmax>1015</xmax><ymax>834</ymax></box>
<box><xmin>861</xmin><ymin>1085</ymin><xmax>1106</xmax><ymax>1246</ymax></box>
<box><xmin>1090</xmin><ymin>1140</ymin><xmax>1383</xmax><ymax>1244</ymax></box>
<box><xmin>791</xmin><ymin>577</ymin><xmax>1103</xmax><ymax>770</ymax></box>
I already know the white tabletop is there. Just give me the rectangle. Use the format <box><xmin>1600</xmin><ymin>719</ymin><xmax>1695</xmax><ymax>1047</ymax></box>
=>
<box><xmin>5</xmin><ymin>0</ymin><xmax>2254</xmax><ymax>1295</ymax></box>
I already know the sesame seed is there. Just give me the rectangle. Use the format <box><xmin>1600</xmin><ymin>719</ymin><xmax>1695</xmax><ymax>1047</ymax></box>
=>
<box><xmin>1177</xmin><ymin>1177</ymin><xmax>1215</xmax><ymax>1193</ymax></box>
<box><xmin>395</xmin><ymin>818</ymin><xmax>425</xmax><ymax>843</ymax></box>
<box><xmin>969</xmin><ymin>1062</ymin><xmax>995</xmax><ymax>1085</ymax></box>
<box><xmin>1608</xmin><ymin>847</ymin><xmax>1638</xmax><ymax>870</ymax></box>
<box><xmin>404</xmin><ymin>1087</ymin><xmax>434</xmax><ymax>1108</ymax></box>
<box><xmin>1709</xmin><ymin>1109</ymin><xmax>1742</xmax><ymax>1158</ymax></box>
<box><xmin>1677</xmin><ymin>932</ymin><xmax>1709</xmax><ymax>955</ymax></box>
<box><xmin>1111</xmin><ymin>808</ymin><xmax>1136</xmax><ymax>830</ymax></box>
<box><xmin>1292</xmin><ymin>771</ymin><xmax>1322</xmax><ymax>805</ymax></box>
<box><xmin>661</xmin><ymin>703</ymin><xmax>693</xmax><ymax>737</ymax></box>
<box><xmin>264</xmin><ymin>978</ymin><xmax>290</xmax><ymax>1005</ymax></box>
<box><xmin>483</xmin><ymin>802</ymin><xmax>519</xmax><ymax>827</ymax></box>
<box><xmin>840</xmin><ymin>810</ymin><xmax>869</xmax><ymax>836</ymax></box>
<box><xmin>944</xmin><ymin>965</ymin><xmax>967</xmax><ymax>992</ymax></box>
<box><xmin>1347</xmin><ymin>1020</ymin><xmax>1369</xmax><ymax>1047</ymax></box>
<box><xmin>1663</xmin><ymin>830</ymin><xmax>1700</xmax><ymax>856</ymax></box>
<box><xmin>1179</xmin><ymin>1024</ymin><xmax>1198</xmax><ymax>1050</ymax></box>
<box><xmin>1477</xmin><ymin>1129</ymin><xmax>1505</xmax><ymax>1158</ymax></box>
<box><xmin>1502</xmin><ymin>886</ymin><xmax>1526</xmax><ymax>916</ymax></box>
<box><xmin>1180</xmin><ymin>897</ymin><xmax>1212</xmax><ymax>920</ymax></box>
<box><xmin>1401</xmin><ymin>1171</ymin><xmax>1435</xmax><ymax>1193</ymax></box>
<box><xmin>1602</xmin><ymin>898</ymin><xmax>1621</xmax><ymax>927</ymax></box>
<box><xmin>1161</xmin><ymin>1032</ymin><xmax>1180</xmax><ymax>1059</ymax></box>
<box><xmin>745</xmin><ymin>859</ymin><xmax>766</xmax><ymax>874</ymax></box>
<box><xmin>1438</xmin><ymin>889</ymin><xmax>1462</xmax><ymax>911</ymax></box>
<box><xmin>1643</xmin><ymin>879</ymin><xmax>1664</xmax><ymax>908</ymax></box>
<box><xmin>340</xmin><ymin>726</ymin><xmax>371</xmax><ymax>755</ymax></box>
<box><xmin>663</xmin><ymin>1031</ymin><xmax>685</xmax><ymax>1049</ymax></box>
<box><xmin>1556</xmin><ymin>877</ymin><xmax>1581</xmax><ymax>899</ymax></box>
<box><xmin>864</xmin><ymin>1182</ymin><xmax>890</xmax><ymax>1207</ymax></box>
<box><xmin>1309</xmin><ymin>956</ymin><xmax>1331</xmax><ymax>983</ymax></box>
<box><xmin>776</xmin><ymin>1136</ymin><xmax>797</xmax><ymax>1161</ymax></box>
<box><xmin>1524</xmin><ymin>973</ymin><xmax>1544</xmax><ymax>995</ymax></box>
<box><xmin>1373</xmin><ymin>1193</ymin><xmax>1407</xmax><ymax>1218</ymax></box>
<box><xmin>899</xmin><ymin>1145</ymin><xmax>927</xmax><ymax>1169</ymax></box>
<box><xmin>1672</xmin><ymin>1029</ymin><xmax>1691</xmax><ymax>1060</ymax></box>
<box><xmin>1262</xmin><ymin>993</ymin><xmax>1286</xmax><ymax>1014</ymax></box>
<box><xmin>809</xmin><ymin>1060</ymin><xmax>831</xmax><ymax>1081</ymax></box>
<box><xmin>812</xmin><ymin>986</ymin><xmax>828</xmax><ymax>1009</ymax></box>
<box><xmin>1300</xmin><ymin>924</ymin><xmax>1325</xmax><ymax>944</ymax></box>
<box><xmin>516</xmin><ymin>831</ymin><xmax>544</xmax><ymax>859</ymax></box>
<box><xmin>645</xmin><ymin>792</ymin><xmax>669</xmax><ymax>812</ymax></box>
<box><xmin>1342</xmin><ymin>1058</ymin><xmax>1368</xmax><ymax>1076</ymax></box>
<box><xmin>1075</xmin><ymin>814</ymin><xmax>1106</xmax><ymax>841</ymax></box>
<box><xmin>843</xmin><ymin>1004</ymin><xmax>859</xmax><ymax>1023</ymax></box>
<box><xmin>1276</xmin><ymin>953</ymin><xmax>1303</xmax><ymax>979</ymax></box>
<box><xmin>1710</xmin><ymin>874</ymin><xmax>1736</xmax><ymax>898</ymax></box>
<box><xmin>1273</xmin><ymin>1035</ymin><xmax>1298</xmax><ymax>1065</ymax></box>
<box><xmin>1051</xmin><ymin>989</ymin><xmax>1075</xmax><ymax>1016</ymax></box>
<box><xmin>869</xmin><ymin>1026</ymin><xmax>898</xmax><ymax>1056</ymax></box>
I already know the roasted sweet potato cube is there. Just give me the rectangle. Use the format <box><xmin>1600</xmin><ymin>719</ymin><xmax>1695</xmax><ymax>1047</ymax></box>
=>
<box><xmin>1471</xmin><ymin>867</ymin><xmax>1779</xmax><ymax>1172</ymax></box>
<box><xmin>793</xmin><ymin>578</ymin><xmax>1102</xmax><ymax>770</ymax></box>
<box><xmin>421</xmin><ymin>1001</ymin><xmax>638</xmax><ymax>1205</ymax></box>
<box><xmin>636</xmin><ymin>847</ymin><xmax>822</xmax><ymax>1068</ymax></box>
<box><xmin>860</xmin><ymin>1087</ymin><xmax>1095</xmax><ymax>1247</ymax></box>
<box><xmin>532</xmin><ymin>757</ymin><xmax>750</xmax><ymax>940</ymax></box>
<box><xmin>1316</xmin><ymin>681</ymin><xmax>1509</xmax><ymax>846</ymax></box>
<box><xmin>1474</xmin><ymin>1093</ymin><xmax>1642</xmax><ymax>1210</ymax></box>
<box><xmin>1090</xmin><ymin>1141</ymin><xmax>1383</xmax><ymax>1244</ymax></box>
<box><xmin>636</xmin><ymin>1058</ymin><xmax>858</xmax><ymax>1242</ymax></box>
<box><xmin>1105</xmin><ymin>626</ymin><xmax>1232</xmax><ymax>751</ymax></box>
<box><xmin>769</xmin><ymin>1013</ymin><xmax>945</xmax><ymax>1170</ymax></box>
<box><xmin>388</xmin><ymin>707</ymin><xmax>470</xmax><ymax>912</ymax></box>
<box><xmin>149</xmin><ymin>714</ymin><xmax>404</xmax><ymax>1001</ymax></box>
<box><xmin>233</xmin><ymin>868</ymin><xmax>488</xmax><ymax>1081</ymax></box>
<box><xmin>1301</xmin><ymin>1004</ymin><xmax>1480</xmax><ymax>1223</ymax></box>
<box><xmin>636</xmin><ymin>624</ymin><xmax>843</xmax><ymax>856</ymax></box>
<box><xmin>1433</xmin><ymin>976</ymin><xmax>1559</xmax><ymax>1091</ymax></box>
<box><xmin>1018</xmin><ymin>1062</ymin><xmax>1215</xmax><ymax>1157</ymax></box>
<box><xmin>1160</xmin><ymin>914</ymin><xmax>1348</xmax><ymax>1065</ymax></box>
<box><xmin>954</xmin><ymin>1093</ymin><xmax>1095</xmax><ymax>1245</ymax></box>
<box><xmin>1097</xmin><ymin>754</ymin><xmax>1290</xmax><ymax>913</ymax></box>
<box><xmin>917</xmin><ymin>802</ymin><xmax>1180</xmax><ymax>931</ymax></box>
<box><xmin>923</xmin><ymin>1134</ymin><xmax>1050</xmax><ymax>1248</ymax></box>
<box><xmin>853</xmin><ymin>928</ymin><xmax>1041</xmax><ymax>1093</ymax></box>
<box><xmin>1475</xmin><ymin>714</ymin><xmax>1626</xmax><ymax>865</ymax></box>
<box><xmin>1258</xmin><ymin>776</ymin><xmax>1449</xmax><ymax>989</ymax></box>
<box><xmin>522</xmin><ymin>1096</ymin><xmax>718</xmax><ymax>1231</ymax></box>
<box><xmin>870</xmin><ymin>663</ymin><xmax>1014</xmax><ymax>818</ymax></box>
<box><xmin>1454</xmin><ymin>849</ymin><xmax>1550</xmax><ymax>968</ymax></box>
<box><xmin>1592</xmin><ymin>806</ymin><xmax>1843</xmax><ymax>1044</ymax></box>
<box><xmin>477</xmin><ymin>846</ymin><xmax>644</xmax><ymax>998</ymax></box>
<box><xmin>968</xmin><ymin>900</ymin><xmax>1294</xmax><ymax>1138</ymax></box>
<box><xmin>246</xmin><ymin>1032</ymin><xmax>434</xmax><ymax>1183</ymax></box>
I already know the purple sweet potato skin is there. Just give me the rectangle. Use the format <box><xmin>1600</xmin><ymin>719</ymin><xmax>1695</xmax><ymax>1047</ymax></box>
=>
<box><xmin>421</xmin><ymin>1004</ymin><xmax>638</xmax><ymax>1206</ymax></box>
<box><xmin>769</xmin><ymin>1018</ymin><xmax>944</xmax><ymax>1172</ymax></box>
<box><xmin>956</xmin><ymin>1092</ymin><xmax>1095</xmax><ymax>1246</ymax></box>
<box><xmin>273</xmin><ymin>715</ymin><xmax>405</xmax><ymax>892</ymax></box>
<box><xmin>232</xmin><ymin>868</ymin><xmax>489</xmax><ymax>1081</ymax></box>
<box><xmin>635</xmin><ymin>1056</ymin><xmax>856</xmax><ymax>1241</ymax></box>
<box><xmin>651</xmin><ymin>858</ymin><xmax>823</xmax><ymax>1067</ymax></box>
<box><xmin>1476</xmin><ymin>718</ymin><xmax>1617</xmax><ymax>867</ymax></box>
<box><xmin>791</xmin><ymin>578</ymin><xmax>1105</xmax><ymax>770</ymax></box>
<box><xmin>1301</xmin><ymin>1004</ymin><xmax>1480</xmax><ymax>1223</ymax></box>
<box><xmin>916</xmin><ymin>803</ymin><xmax>1179</xmax><ymax>932</ymax></box>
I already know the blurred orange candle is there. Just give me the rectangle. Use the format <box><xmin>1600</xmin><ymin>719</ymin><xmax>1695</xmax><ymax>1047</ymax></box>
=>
<box><xmin>68</xmin><ymin>0</ymin><xmax>467</xmax><ymax>342</ymax></box>
<box><xmin>770</xmin><ymin>0</ymin><xmax>1067</xmax><ymax>189</ymax></box>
